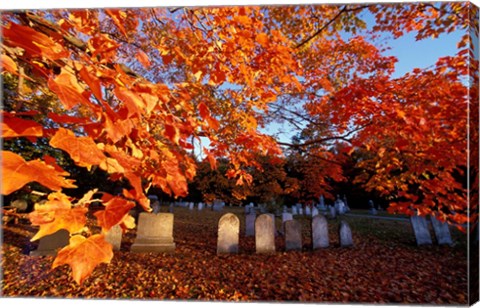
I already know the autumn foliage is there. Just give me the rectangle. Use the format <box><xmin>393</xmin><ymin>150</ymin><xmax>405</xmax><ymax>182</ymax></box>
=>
<box><xmin>1</xmin><ymin>2</ymin><xmax>478</xmax><ymax>284</ymax></box>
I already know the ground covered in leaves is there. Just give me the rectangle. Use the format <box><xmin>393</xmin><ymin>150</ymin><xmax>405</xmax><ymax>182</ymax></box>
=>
<box><xmin>2</xmin><ymin>207</ymin><xmax>469</xmax><ymax>304</ymax></box>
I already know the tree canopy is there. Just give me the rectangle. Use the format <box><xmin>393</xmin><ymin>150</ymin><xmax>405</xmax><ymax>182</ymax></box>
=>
<box><xmin>1</xmin><ymin>2</ymin><xmax>478</xmax><ymax>284</ymax></box>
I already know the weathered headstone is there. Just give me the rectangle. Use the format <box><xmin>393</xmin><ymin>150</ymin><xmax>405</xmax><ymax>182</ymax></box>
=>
<box><xmin>217</xmin><ymin>213</ymin><xmax>240</xmax><ymax>254</ymax></box>
<box><xmin>255</xmin><ymin>214</ymin><xmax>276</xmax><ymax>253</ymax></box>
<box><xmin>312</xmin><ymin>215</ymin><xmax>329</xmax><ymax>249</ymax></box>
<box><xmin>245</xmin><ymin>212</ymin><xmax>256</xmax><ymax>236</ymax></box>
<box><xmin>339</xmin><ymin>220</ymin><xmax>353</xmax><ymax>247</ymax></box>
<box><xmin>298</xmin><ymin>207</ymin><xmax>303</xmax><ymax>215</ymax></box>
<box><xmin>30</xmin><ymin>229</ymin><xmax>69</xmax><ymax>256</ymax></box>
<box><xmin>285</xmin><ymin>220</ymin><xmax>302</xmax><ymax>251</ymax></box>
<box><xmin>291</xmin><ymin>206</ymin><xmax>298</xmax><ymax>215</ymax></box>
<box><xmin>105</xmin><ymin>224</ymin><xmax>122</xmax><ymax>251</ymax></box>
<box><xmin>189</xmin><ymin>202</ymin><xmax>194</xmax><ymax>210</ymax></box>
<box><xmin>312</xmin><ymin>207</ymin><xmax>319</xmax><ymax>217</ymax></box>
<box><xmin>430</xmin><ymin>216</ymin><xmax>453</xmax><ymax>246</ymax></box>
<box><xmin>131</xmin><ymin>213</ymin><xmax>176</xmax><ymax>252</ymax></box>
<box><xmin>410</xmin><ymin>215</ymin><xmax>432</xmax><ymax>245</ymax></box>
<box><xmin>198</xmin><ymin>202</ymin><xmax>204</xmax><ymax>211</ymax></box>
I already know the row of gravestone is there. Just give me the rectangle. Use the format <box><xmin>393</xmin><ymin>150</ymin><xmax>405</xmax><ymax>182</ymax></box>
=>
<box><xmin>29</xmin><ymin>212</ymin><xmax>354</xmax><ymax>256</ymax></box>
<box><xmin>410</xmin><ymin>215</ymin><xmax>453</xmax><ymax>246</ymax></box>
<box><xmin>218</xmin><ymin>213</ymin><xmax>353</xmax><ymax>254</ymax></box>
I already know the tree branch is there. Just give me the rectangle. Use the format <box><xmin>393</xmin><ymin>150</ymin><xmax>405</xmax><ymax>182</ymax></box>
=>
<box><xmin>295</xmin><ymin>5</ymin><xmax>347</xmax><ymax>49</ymax></box>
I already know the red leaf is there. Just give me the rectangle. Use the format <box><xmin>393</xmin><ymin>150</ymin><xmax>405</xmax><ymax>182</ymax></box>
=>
<box><xmin>2</xmin><ymin>114</ymin><xmax>43</xmax><ymax>138</ymax></box>
<box><xmin>2</xmin><ymin>151</ymin><xmax>76</xmax><ymax>195</ymax></box>
<box><xmin>53</xmin><ymin>234</ymin><xmax>113</xmax><ymax>284</ymax></box>
<box><xmin>50</xmin><ymin>128</ymin><xmax>106</xmax><ymax>170</ymax></box>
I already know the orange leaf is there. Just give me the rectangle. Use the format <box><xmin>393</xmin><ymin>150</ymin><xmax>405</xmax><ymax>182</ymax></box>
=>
<box><xmin>78</xmin><ymin>66</ymin><xmax>103</xmax><ymax>102</ymax></box>
<box><xmin>2</xmin><ymin>151</ymin><xmax>76</xmax><ymax>195</ymax></box>
<box><xmin>29</xmin><ymin>192</ymin><xmax>87</xmax><ymax>241</ymax></box>
<box><xmin>136</xmin><ymin>49</ymin><xmax>151</xmax><ymax>68</ymax></box>
<box><xmin>53</xmin><ymin>234</ymin><xmax>113</xmax><ymax>284</ymax></box>
<box><xmin>2</xmin><ymin>114</ymin><xmax>43</xmax><ymax>138</ymax></box>
<box><xmin>1</xmin><ymin>54</ymin><xmax>18</xmax><ymax>74</ymax></box>
<box><xmin>3</xmin><ymin>22</ymin><xmax>68</xmax><ymax>61</ymax></box>
<box><xmin>105</xmin><ymin>9</ymin><xmax>128</xmax><ymax>36</ymax></box>
<box><xmin>48</xmin><ymin>69</ymin><xmax>92</xmax><ymax>110</ymax></box>
<box><xmin>50</xmin><ymin>128</ymin><xmax>106</xmax><ymax>170</ymax></box>
<box><xmin>94</xmin><ymin>197</ymin><xmax>135</xmax><ymax>231</ymax></box>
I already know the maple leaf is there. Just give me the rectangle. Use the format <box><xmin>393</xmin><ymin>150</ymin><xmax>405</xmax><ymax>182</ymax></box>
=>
<box><xmin>53</xmin><ymin>234</ymin><xmax>113</xmax><ymax>284</ymax></box>
<box><xmin>105</xmin><ymin>9</ymin><xmax>128</xmax><ymax>37</ymax></box>
<box><xmin>50</xmin><ymin>128</ymin><xmax>106</xmax><ymax>170</ymax></box>
<box><xmin>29</xmin><ymin>192</ymin><xmax>88</xmax><ymax>241</ymax></box>
<box><xmin>136</xmin><ymin>50</ymin><xmax>151</xmax><ymax>68</ymax></box>
<box><xmin>3</xmin><ymin>22</ymin><xmax>69</xmax><ymax>61</ymax></box>
<box><xmin>94</xmin><ymin>197</ymin><xmax>135</xmax><ymax>231</ymax></box>
<box><xmin>2</xmin><ymin>114</ymin><xmax>43</xmax><ymax>138</ymax></box>
<box><xmin>48</xmin><ymin>69</ymin><xmax>92</xmax><ymax>110</ymax></box>
<box><xmin>2</xmin><ymin>151</ymin><xmax>76</xmax><ymax>195</ymax></box>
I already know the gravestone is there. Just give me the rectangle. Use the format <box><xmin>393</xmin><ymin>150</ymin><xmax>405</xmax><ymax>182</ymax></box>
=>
<box><xmin>312</xmin><ymin>207</ymin><xmax>319</xmax><ymax>217</ymax></box>
<box><xmin>285</xmin><ymin>220</ymin><xmax>302</xmax><ymax>251</ymax></box>
<box><xmin>267</xmin><ymin>213</ymin><xmax>277</xmax><ymax>235</ymax></box>
<box><xmin>105</xmin><ymin>224</ymin><xmax>122</xmax><ymax>251</ymax></box>
<box><xmin>291</xmin><ymin>206</ymin><xmax>298</xmax><ymax>215</ymax></box>
<box><xmin>305</xmin><ymin>206</ymin><xmax>311</xmax><ymax>216</ymax></box>
<box><xmin>312</xmin><ymin>215</ymin><xmax>329</xmax><ymax>249</ymax></box>
<box><xmin>282</xmin><ymin>212</ymin><xmax>293</xmax><ymax>234</ymax></box>
<box><xmin>298</xmin><ymin>207</ymin><xmax>303</xmax><ymax>215</ymax></box>
<box><xmin>169</xmin><ymin>203</ymin><xmax>174</xmax><ymax>213</ymax></box>
<box><xmin>255</xmin><ymin>214</ymin><xmax>276</xmax><ymax>253</ymax></box>
<box><xmin>339</xmin><ymin>220</ymin><xmax>353</xmax><ymax>247</ymax></box>
<box><xmin>410</xmin><ymin>215</ymin><xmax>432</xmax><ymax>246</ymax></box>
<box><xmin>213</xmin><ymin>200</ymin><xmax>224</xmax><ymax>212</ymax></box>
<box><xmin>151</xmin><ymin>201</ymin><xmax>161</xmax><ymax>214</ymax></box>
<box><xmin>282</xmin><ymin>212</ymin><xmax>293</xmax><ymax>224</ymax></box>
<box><xmin>30</xmin><ymin>229</ymin><xmax>70</xmax><ymax>256</ymax></box>
<box><xmin>217</xmin><ymin>213</ymin><xmax>240</xmax><ymax>254</ymax></box>
<box><xmin>189</xmin><ymin>202</ymin><xmax>194</xmax><ymax>210</ymax></box>
<box><xmin>131</xmin><ymin>213</ymin><xmax>176</xmax><ymax>252</ymax></box>
<box><xmin>198</xmin><ymin>202</ymin><xmax>204</xmax><ymax>211</ymax></box>
<box><xmin>319</xmin><ymin>195</ymin><xmax>326</xmax><ymax>210</ymax></box>
<box><xmin>329</xmin><ymin>205</ymin><xmax>337</xmax><ymax>219</ymax></box>
<box><xmin>245</xmin><ymin>213</ymin><xmax>256</xmax><ymax>236</ymax></box>
<box><xmin>430</xmin><ymin>216</ymin><xmax>453</xmax><ymax>246</ymax></box>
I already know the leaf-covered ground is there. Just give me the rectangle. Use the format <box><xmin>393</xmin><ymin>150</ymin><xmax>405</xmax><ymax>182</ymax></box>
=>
<box><xmin>1</xmin><ymin>207</ymin><xmax>468</xmax><ymax>304</ymax></box>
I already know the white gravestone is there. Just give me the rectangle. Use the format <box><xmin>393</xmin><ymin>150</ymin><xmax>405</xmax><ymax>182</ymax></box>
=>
<box><xmin>312</xmin><ymin>207</ymin><xmax>319</xmax><ymax>217</ymax></box>
<box><xmin>255</xmin><ymin>214</ymin><xmax>276</xmax><ymax>253</ymax></box>
<box><xmin>312</xmin><ymin>215</ymin><xmax>329</xmax><ymax>249</ymax></box>
<box><xmin>285</xmin><ymin>220</ymin><xmax>302</xmax><ymax>251</ymax></box>
<box><xmin>217</xmin><ymin>213</ymin><xmax>240</xmax><ymax>254</ymax></box>
<box><xmin>430</xmin><ymin>216</ymin><xmax>453</xmax><ymax>246</ymax></box>
<box><xmin>410</xmin><ymin>215</ymin><xmax>433</xmax><ymax>246</ymax></box>
<box><xmin>291</xmin><ymin>206</ymin><xmax>298</xmax><ymax>215</ymax></box>
<box><xmin>131</xmin><ymin>213</ymin><xmax>176</xmax><ymax>252</ymax></box>
<box><xmin>339</xmin><ymin>220</ymin><xmax>353</xmax><ymax>247</ymax></box>
<box><xmin>30</xmin><ymin>229</ymin><xmax>70</xmax><ymax>256</ymax></box>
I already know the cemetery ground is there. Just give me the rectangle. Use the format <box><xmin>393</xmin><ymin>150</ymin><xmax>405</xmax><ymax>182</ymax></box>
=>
<box><xmin>2</xmin><ymin>206</ymin><xmax>468</xmax><ymax>304</ymax></box>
